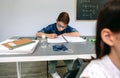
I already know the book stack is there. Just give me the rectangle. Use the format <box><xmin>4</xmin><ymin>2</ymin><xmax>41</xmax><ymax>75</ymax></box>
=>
<box><xmin>0</xmin><ymin>38</ymin><xmax>39</xmax><ymax>55</ymax></box>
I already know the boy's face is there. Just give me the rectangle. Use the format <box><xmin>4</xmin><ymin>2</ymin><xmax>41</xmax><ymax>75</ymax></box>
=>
<box><xmin>56</xmin><ymin>21</ymin><xmax>67</xmax><ymax>32</ymax></box>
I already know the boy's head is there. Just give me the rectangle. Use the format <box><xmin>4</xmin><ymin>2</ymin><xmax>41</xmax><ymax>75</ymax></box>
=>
<box><xmin>56</xmin><ymin>12</ymin><xmax>70</xmax><ymax>31</ymax></box>
<box><xmin>56</xmin><ymin>12</ymin><xmax>70</xmax><ymax>24</ymax></box>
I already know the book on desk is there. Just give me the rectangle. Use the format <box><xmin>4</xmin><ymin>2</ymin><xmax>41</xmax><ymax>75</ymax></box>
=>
<box><xmin>0</xmin><ymin>38</ymin><xmax>39</xmax><ymax>55</ymax></box>
<box><xmin>47</xmin><ymin>35</ymin><xmax>86</xmax><ymax>43</ymax></box>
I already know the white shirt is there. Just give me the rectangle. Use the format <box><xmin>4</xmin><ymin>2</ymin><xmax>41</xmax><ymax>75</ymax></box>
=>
<box><xmin>80</xmin><ymin>55</ymin><xmax>120</xmax><ymax>78</ymax></box>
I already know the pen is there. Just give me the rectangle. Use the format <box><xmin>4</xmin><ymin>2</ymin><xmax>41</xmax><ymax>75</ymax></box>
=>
<box><xmin>62</xmin><ymin>35</ymin><xmax>69</xmax><ymax>43</ymax></box>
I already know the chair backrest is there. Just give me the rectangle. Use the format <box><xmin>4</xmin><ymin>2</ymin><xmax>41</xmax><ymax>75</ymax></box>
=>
<box><xmin>63</xmin><ymin>58</ymin><xmax>89</xmax><ymax>78</ymax></box>
<box><xmin>75</xmin><ymin>60</ymin><xmax>89</xmax><ymax>78</ymax></box>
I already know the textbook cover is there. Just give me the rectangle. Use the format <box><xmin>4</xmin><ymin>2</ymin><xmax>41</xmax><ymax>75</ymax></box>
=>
<box><xmin>2</xmin><ymin>38</ymin><xmax>35</xmax><ymax>50</ymax></box>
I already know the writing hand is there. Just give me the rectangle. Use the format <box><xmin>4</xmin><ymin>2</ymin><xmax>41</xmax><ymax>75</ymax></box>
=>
<box><xmin>61</xmin><ymin>33</ymin><xmax>68</xmax><ymax>36</ymax></box>
<box><xmin>47</xmin><ymin>34</ymin><xmax>58</xmax><ymax>39</ymax></box>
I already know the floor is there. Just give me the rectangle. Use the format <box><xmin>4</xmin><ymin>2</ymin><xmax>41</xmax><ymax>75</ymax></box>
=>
<box><xmin>0</xmin><ymin>61</ymin><xmax>66</xmax><ymax>78</ymax></box>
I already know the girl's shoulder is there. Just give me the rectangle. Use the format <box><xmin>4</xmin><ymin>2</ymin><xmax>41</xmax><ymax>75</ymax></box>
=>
<box><xmin>80</xmin><ymin>56</ymin><xmax>118</xmax><ymax>78</ymax></box>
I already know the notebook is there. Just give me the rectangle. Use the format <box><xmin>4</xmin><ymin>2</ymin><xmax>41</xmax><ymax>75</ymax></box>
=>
<box><xmin>47</xmin><ymin>35</ymin><xmax>86</xmax><ymax>43</ymax></box>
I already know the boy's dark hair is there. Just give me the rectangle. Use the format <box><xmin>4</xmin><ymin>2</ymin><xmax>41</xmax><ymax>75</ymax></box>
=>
<box><xmin>96</xmin><ymin>0</ymin><xmax>120</xmax><ymax>59</ymax></box>
<box><xmin>57</xmin><ymin>12</ymin><xmax>70</xmax><ymax>24</ymax></box>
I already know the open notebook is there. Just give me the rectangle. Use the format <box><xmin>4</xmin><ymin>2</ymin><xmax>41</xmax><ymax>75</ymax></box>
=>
<box><xmin>47</xmin><ymin>35</ymin><xmax>86</xmax><ymax>43</ymax></box>
<box><xmin>0</xmin><ymin>39</ymin><xmax>39</xmax><ymax>55</ymax></box>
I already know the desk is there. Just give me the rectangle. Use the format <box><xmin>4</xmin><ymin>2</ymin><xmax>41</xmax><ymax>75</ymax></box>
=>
<box><xmin>0</xmin><ymin>36</ymin><xmax>95</xmax><ymax>78</ymax></box>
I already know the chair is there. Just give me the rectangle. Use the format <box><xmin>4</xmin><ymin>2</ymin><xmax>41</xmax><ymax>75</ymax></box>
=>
<box><xmin>63</xmin><ymin>58</ymin><xmax>90</xmax><ymax>78</ymax></box>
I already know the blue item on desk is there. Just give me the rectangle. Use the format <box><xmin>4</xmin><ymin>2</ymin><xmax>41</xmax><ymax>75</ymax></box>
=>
<box><xmin>53</xmin><ymin>44</ymin><xmax>68</xmax><ymax>51</ymax></box>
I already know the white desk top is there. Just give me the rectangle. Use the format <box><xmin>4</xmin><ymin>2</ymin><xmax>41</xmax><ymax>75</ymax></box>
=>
<box><xmin>0</xmin><ymin>37</ymin><xmax>96</xmax><ymax>62</ymax></box>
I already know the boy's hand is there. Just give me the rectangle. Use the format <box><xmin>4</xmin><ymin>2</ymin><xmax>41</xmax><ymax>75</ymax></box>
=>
<box><xmin>46</xmin><ymin>34</ymin><xmax>58</xmax><ymax>39</ymax></box>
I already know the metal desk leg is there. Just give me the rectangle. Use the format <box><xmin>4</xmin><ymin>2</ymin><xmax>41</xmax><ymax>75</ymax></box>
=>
<box><xmin>16</xmin><ymin>62</ymin><xmax>21</xmax><ymax>78</ymax></box>
<box><xmin>47</xmin><ymin>61</ymin><xmax>49</xmax><ymax>78</ymax></box>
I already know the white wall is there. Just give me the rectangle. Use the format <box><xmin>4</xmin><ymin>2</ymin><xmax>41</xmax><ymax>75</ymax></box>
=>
<box><xmin>0</xmin><ymin>0</ymin><xmax>96</xmax><ymax>41</ymax></box>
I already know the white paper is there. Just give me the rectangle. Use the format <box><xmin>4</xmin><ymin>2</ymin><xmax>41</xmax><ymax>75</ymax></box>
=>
<box><xmin>63</xmin><ymin>36</ymin><xmax>86</xmax><ymax>42</ymax></box>
<box><xmin>47</xmin><ymin>35</ymin><xmax>86</xmax><ymax>43</ymax></box>
<box><xmin>47</xmin><ymin>35</ymin><xmax>66</xmax><ymax>43</ymax></box>
<box><xmin>0</xmin><ymin>39</ymin><xmax>39</xmax><ymax>55</ymax></box>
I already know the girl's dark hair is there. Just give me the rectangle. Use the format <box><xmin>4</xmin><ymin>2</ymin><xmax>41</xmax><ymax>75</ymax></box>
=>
<box><xmin>96</xmin><ymin>0</ymin><xmax>120</xmax><ymax>59</ymax></box>
<box><xmin>57</xmin><ymin>12</ymin><xmax>70</xmax><ymax>24</ymax></box>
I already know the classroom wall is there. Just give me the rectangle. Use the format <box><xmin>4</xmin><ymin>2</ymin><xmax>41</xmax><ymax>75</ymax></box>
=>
<box><xmin>0</xmin><ymin>0</ymin><xmax>96</xmax><ymax>41</ymax></box>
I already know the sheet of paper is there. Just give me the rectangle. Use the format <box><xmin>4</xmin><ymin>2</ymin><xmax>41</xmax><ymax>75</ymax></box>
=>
<box><xmin>63</xmin><ymin>36</ymin><xmax>86</xmax><ymax>42</ymax></box>
<box><xmin>0</xmin><ymin>39</ymin><xmax>39</xmax><ymax>55</ymax></box>
<box><xmin>47</xmin><ymin>35</ymin><xmax>66</xmax><ymax>43</ymax></box>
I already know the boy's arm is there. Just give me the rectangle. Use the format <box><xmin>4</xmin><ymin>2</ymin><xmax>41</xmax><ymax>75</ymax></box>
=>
<box><xmin>36</xmin><ymin>32</ymin><xmax>58</xmax><ymax>39</ymax></box>
<box><xmin>62</xmin><ymin>32</ymin><xmax>80</xmax><ymax>37</ymax></box>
